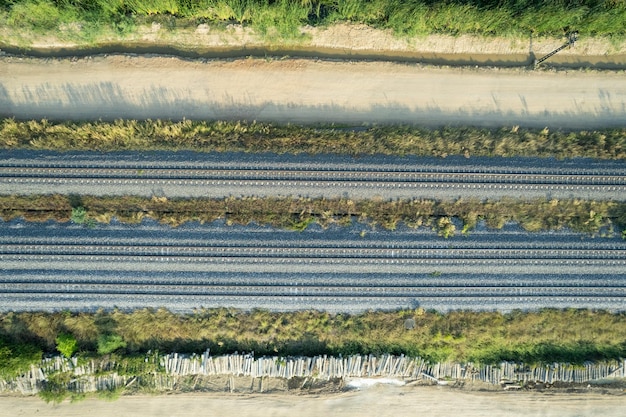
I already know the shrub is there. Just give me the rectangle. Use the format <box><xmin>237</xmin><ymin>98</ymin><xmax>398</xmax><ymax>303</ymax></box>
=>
<box><xmin>98</xmin><ymin>386</ymin><xmax>123</xmax><ymax>401</ymax></box>
<box><xmin>97</xmin><ymin>334</ymin><xmax>127</xmax><ymax>355</ymax></box>
<box><xmin>70</xmin><ymin>206</ymin><xmax>96</xmax><ymax>228</ymax></box>
<box><xmin>0</xmin><ymin>337</ymin><xmax>43</xmax><ymax>379</ymax></box>
<box><xmin>55</xmin><ymin>333</ymin><xmax>78</xmax><ymax>358</ymax></box>
<box><xmin>3</xmin><ymin>119</ymin><xmax>626</xmax><ymax>161</ymax></box>
<box><xmin>70</xmin><ymin>207</ymin><xmax>88</xmax><ymax>224</ymax></box>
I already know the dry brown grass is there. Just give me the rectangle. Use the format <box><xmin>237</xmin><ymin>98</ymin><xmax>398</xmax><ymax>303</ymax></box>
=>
<box><xmin>1</xmin><ymin>195</ymin><xmax>623</xmax><ymax>237</ymax></box>
<box><xmin>2</xmin><ymin>119</ymin><xmax>626</xmax><ymax>160</ymax></box>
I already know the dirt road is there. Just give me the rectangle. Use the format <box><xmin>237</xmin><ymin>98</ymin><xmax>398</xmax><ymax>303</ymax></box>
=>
<box><xmin>3</xmin><ymin>385</ymin><xmax>626</xmax><ymax>417</ymax></box>
<box><xmin>1</xmin><ymin>56</ymin><xmax>625</xmax><ymax>128</ymax></box>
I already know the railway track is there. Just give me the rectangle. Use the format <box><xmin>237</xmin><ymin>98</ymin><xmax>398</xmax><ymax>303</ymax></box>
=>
<box><xmin>1</xmin><ymin>221</ymin><xmax>624</xmax><ymax>312</ymax></box>
<box><xmin>2</xmin><ymin>244</ymin><xmax>625</xmax><ymax>260</ymax></box>
<box><xmin>1</xmin><ymin>151</ymin><xmax>625</xmax><ymax>200</ymax></box>
<box><xmin>3</xmin><ymin>167</ymin><xmax>626</xmax><ymax>185</ymax></box>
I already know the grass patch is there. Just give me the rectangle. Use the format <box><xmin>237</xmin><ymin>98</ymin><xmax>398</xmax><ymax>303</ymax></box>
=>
<box><xmin>2</xmin><ymin>119</ymin><xmax>626</xmax><ymax>160</ymax></box>
<box><xmin>1</xmin><ymin>195</ymin><xmax>624</xmax><ymax>237</ymax></box>
<box><xmin>0</xmin><ymin>335</ymin><xmax>43</xmax><ymax>379</ymax></box>
<box><xmin>1</xmin><ymin>308</ymin><xmax>625</xmax><ymax>365</ymax></box>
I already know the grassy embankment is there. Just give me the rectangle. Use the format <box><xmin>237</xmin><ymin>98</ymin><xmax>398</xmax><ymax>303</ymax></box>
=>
<box><xmin>1</xmin><ymin>0</ymin><xmax>625</xmax><ymax>44</ymax></box>
<box><xmin>2</xmin><ymin>308</ymin><xmax>625</xmax><ymax>381</ymax></box>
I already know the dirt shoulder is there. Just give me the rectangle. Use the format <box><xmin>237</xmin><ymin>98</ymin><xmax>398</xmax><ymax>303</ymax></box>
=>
<box><xmin>2</xmin><ymin>23</ymin><xmax>626</xmax><ymax>69</ymax></box>
<box><xmin>3</xmin><ymin>384</ymin><xmax>625</xmax><ymax>417</ymax></box>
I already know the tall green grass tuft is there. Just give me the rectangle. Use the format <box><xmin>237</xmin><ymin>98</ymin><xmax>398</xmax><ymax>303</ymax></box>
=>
<box><xmin>7</xmin><ymin>0</ymin><xmax>66</xmax><ymax>31</ymax></box>
<box><xmin>252</xmin><ymin>0</ymin><xmax>309</xmax><ymax>39</ymax></box>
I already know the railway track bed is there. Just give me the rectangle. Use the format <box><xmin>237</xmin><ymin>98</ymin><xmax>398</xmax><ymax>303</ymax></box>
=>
<box><xmin>1</xmin><ymin>220</ymin><xmax>624</xmax><ymax>313</ymax></box>
<box><xmin>1</xmin><ymin>151</ymin><xmax>625</xmax><ymax>200</ymax></box>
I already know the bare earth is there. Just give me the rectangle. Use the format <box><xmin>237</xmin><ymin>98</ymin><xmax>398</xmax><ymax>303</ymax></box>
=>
<box><xmin>1</xmin><ymin>55</ymin><xmax>625</xmax><ymax>128</ymax></box>
<box><xmin>3</xmin><ymin>385</ymin><xmax>626</xmax><ymax>417</ymax></box>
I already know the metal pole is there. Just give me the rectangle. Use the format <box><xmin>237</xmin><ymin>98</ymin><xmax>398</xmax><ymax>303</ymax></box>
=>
<box><xmin>534</xmin><ymin>31</ymin><xmax>578</xmax><ymax>68</ymax></box>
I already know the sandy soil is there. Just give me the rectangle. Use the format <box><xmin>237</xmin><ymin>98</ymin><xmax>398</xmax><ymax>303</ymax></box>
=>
<box><xmin>1</xmin><ymin>55</ymin><xmax>625</xmax><ymax>128</ymax></box>
<box><xmin>3</xmin><ymin>385</ymin><xmax>626</xmax><ymax>417</ymax></box>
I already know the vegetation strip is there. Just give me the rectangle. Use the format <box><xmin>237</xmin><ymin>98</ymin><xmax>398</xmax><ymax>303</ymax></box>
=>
<box><xmin>2</xmin><ymin>0</ymin><xmax>625</xmax><ymax>42</ymax></box>
<box><xmin>1</xmin><ymin>194</ymin><xmax>624</xmax><ymax>237</ymax></box>
<box><xmin>2</xmin><ymin>119</ymin><xmax>626</xmax><ymax>160</ymax></box>
<box><xmin>2</xmin><ymin>308</ymin><xmax>625</xmax><ymax>385</ymax></box>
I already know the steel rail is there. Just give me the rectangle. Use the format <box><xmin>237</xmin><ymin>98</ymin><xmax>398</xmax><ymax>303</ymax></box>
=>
<box><xmin>2</xmin><ymin>235</ymin><xmax>624</xmax><ymax>250</ymax></box>
<box><xmin>3</xmin><ymin>266</ymin><xmax>626</xmax><ymax>287</ymax></box>
<box><xmin>3</xmin><ymin>272</ymin><xmax>624</xmax><ymax>288</ymax></box>
<box><xmin>1</xmin><ymin>166</ymin><xmax>625</xmax><ymax>185</ymax></box>
<box><xmin>1</xmin><ymin>243</ymin><xmax>625</xmax><ymax>260</ymax></box>
<box><xmin>0</xmin><ymin>283</ymin><xmax>624</xmax><ymax>297</ymax></box>
<box><xmin>3</xmin><ymin>158</ymin><xmax>625</xmax><ymax>175</ymax></box>
<box><xmin>2</xmin><ymin>252</ymin><xmax>626</xmax><ymax>265</ymax></box>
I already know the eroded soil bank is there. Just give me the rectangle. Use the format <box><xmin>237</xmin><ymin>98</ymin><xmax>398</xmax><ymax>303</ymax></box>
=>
<box><xmin>2</xmin><ymin>23</ymin><xmax>626</xmax><ymax>69</ymax></box>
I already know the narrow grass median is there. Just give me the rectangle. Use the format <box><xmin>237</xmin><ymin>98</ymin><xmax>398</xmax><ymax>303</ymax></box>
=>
<box><xmin>1</xmin><ymin>195</ymin><xmax>625</xmax><ymax>238</ymax></box>
<box><xmin>2</xmin><ymin>119</ymin><xmax>626</xmax><ymax>160</ymax></box>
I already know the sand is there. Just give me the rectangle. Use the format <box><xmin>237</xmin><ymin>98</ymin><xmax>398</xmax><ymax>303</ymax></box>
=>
<box><xmin>3</xmin><ymin>384</ymin><xmax>626</xmax><ymax>417</ymax></box>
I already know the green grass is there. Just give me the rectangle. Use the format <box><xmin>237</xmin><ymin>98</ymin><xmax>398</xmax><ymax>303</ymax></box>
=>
<box><xmin>2</xmin><ymin>119</ymin><xmax>626</xmax><ymax>160</ymax></box>
<box><xmin>1</xmin><ymin>309</ymin><xmax>625</xmax><ymax>365</ymax></box>
<box><xmin>38</xmin><ymin>370</ymin><xmax>71</xmax><ymax>403</ymax></box>
<box><xmin>0</xmin><ymin>335</ymin><xmax>43</xmax><ymax>379</ymax></box>
<box><xmin>1</xmin><ymin>0</ymin><xmax>625</xmax><ymax>43</ymax></box>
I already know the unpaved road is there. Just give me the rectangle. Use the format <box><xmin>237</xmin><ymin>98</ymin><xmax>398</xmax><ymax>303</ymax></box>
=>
<box><xmin>3</xmin><ymin>386</ymin><xmax>626</xmax><ymax>417</ymax></box>
<box><xmin>1</xmin><ymin>56</ymin><xmax>625</xmax><ymax>128</ymax></box>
